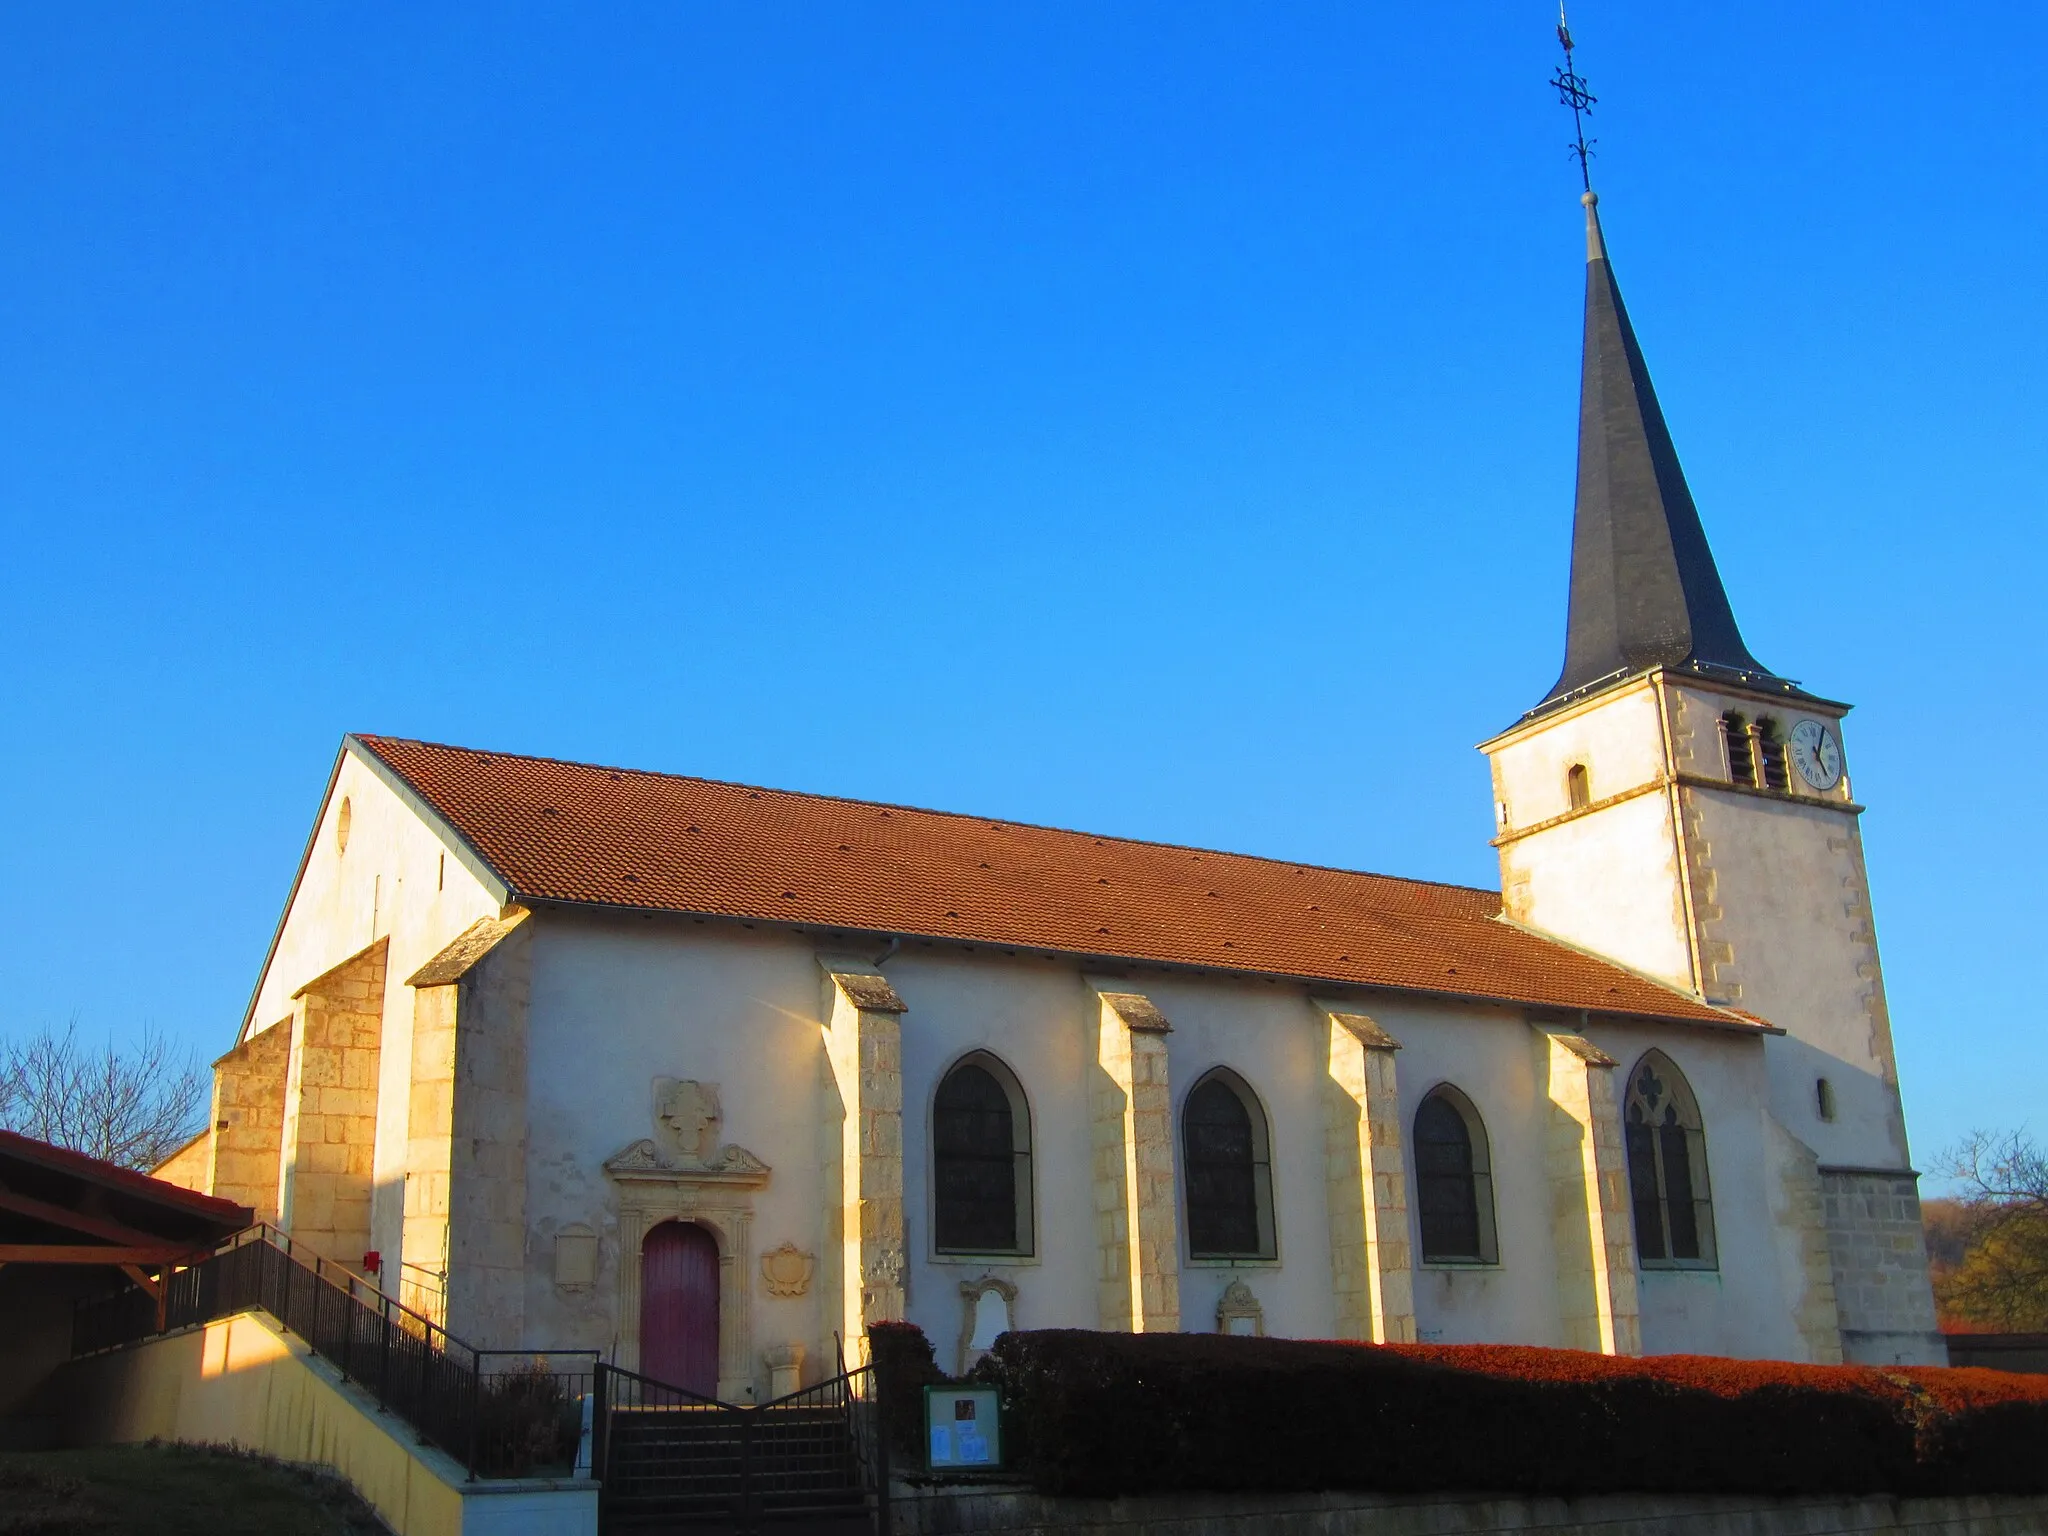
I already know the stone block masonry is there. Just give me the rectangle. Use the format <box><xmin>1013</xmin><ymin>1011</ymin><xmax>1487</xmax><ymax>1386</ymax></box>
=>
<box><xmin>403</xmin><ymin>911</ymin><xmax>533</xmax><ymax>1343</ymax></box>
<box><xmin>209</xmin><ymin>1021</ymin><xmax>293</xmax><ymax>1222</ymax></box>
<box><xmin>1532</xmin><ymin>1024</ymin><xmax>1640</xmax><ymax>1355</ymax></box>
<box><xmin>1089</xmin><ymin>982</ymin><xmax>1180</xmax><ymax>1334</ymax></box>
<box><xmin>1766</xmin><ymin>1117</ymin><xmax>1845</xmax><ymax>1365</ymax></box>
<box><xmin>1822</xmin><ymin>1167</ymin><xmax>1944</xmax><ymax>1365</ymax></box>
<box><xmin>1318</xmin><ymin>1004</ymin><xmax>1416</xmax><ymax>1344</ymax></box>
<box><xmin>820</xmin><ymin>958</ymin><xmax>909</xmax><ymax>1358</ymax></box>
<box><xmin>280</xmin><ymin>938</ymin><xmax>387</xmax><ymax>1266</ymax></box>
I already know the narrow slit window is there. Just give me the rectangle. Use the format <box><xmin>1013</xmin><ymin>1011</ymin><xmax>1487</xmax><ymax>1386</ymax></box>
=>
<box><xmin>1566</xmin><ymin>763</ymin><xmax>1590</xmax><ymax>811</ymax></box>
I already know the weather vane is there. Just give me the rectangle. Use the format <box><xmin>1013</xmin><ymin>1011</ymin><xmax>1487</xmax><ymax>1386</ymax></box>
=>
<box><xmin>1550</xmin><ymin>4</ymin><xmax>1597</xmax><ymax>189</ymax></box>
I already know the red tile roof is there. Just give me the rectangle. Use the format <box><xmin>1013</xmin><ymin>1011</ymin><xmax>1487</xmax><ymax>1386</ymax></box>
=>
<box><xmin>0</xmin><ymin>1129</ymin><xmax>254</xmax><ymax>1231</ymax></box>
<box><xmin>355</xmin><ymin>735</ymin><xmax>1757</xmax><ymax>1031</ymax></box>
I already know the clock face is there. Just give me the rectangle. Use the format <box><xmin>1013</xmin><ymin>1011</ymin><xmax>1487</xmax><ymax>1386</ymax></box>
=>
<box><xmin>1788</xmin><ymin>719</ymin><xmax>1842</xmax><ymax>790</ymax></box>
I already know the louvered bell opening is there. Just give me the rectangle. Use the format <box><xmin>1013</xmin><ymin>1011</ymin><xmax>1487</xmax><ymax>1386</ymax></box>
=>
<box><xmin>1720</xmin><ymin>713</ymin><xmax>1757</xmax><ymax>788</ymax></box>
<box><xmin>1756</xmin><ymin>722</ymin><xmax>1790</xmax><ymax>792</ymax></box>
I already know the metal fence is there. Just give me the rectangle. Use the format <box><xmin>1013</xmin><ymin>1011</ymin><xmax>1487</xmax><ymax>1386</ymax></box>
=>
<box><xmin>72</xmin><ymin>1225</ymin><xmax>597</xmax><ymax>1480</ymax></box>
<box><xmin>593</xmin><ymin>1359</ymin><xmax>886</xmax><ymax>1533</ymax></box>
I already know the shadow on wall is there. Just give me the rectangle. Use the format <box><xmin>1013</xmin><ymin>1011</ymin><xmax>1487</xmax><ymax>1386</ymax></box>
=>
<box><xmin>55</xmin><ymin>1309</ymin><xmax>599</xmax><ymax>1536</ymax></box>
<box><xmin>0</xmin><ymin>1265</ymin><xmax>130</xmax><ymax>1450</ymax></box>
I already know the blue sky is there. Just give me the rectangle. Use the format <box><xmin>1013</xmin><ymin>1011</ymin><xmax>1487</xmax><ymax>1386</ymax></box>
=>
<box><xmin>1</xmin><ymin>3</ymin><xmax>2041</xmax><ymax>1175</ymax></box>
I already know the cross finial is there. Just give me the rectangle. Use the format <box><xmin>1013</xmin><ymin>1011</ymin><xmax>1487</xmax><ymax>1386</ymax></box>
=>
<box><xmin>1550</xmin><ymin>3</ymin><xmax>1598</xmax><ymax>190</ymax></box>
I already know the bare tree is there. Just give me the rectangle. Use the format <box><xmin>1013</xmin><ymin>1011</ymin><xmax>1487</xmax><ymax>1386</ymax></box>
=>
<box><xmin>0</xmin><ymin>1022</ymin><xmax>208</xmax><ymax>1171</ymax></box>
<box><xmin>1934</xmin><ymin>1129</ymin><xmax>2048</xmax><ymax>1332</ymax></box>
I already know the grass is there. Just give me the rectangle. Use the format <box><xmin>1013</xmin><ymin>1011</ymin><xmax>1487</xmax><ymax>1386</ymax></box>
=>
<box><xmin>0</xmin><ymin>1441</ymin><xmax>388</xmax><ymax>1536</ymax></box>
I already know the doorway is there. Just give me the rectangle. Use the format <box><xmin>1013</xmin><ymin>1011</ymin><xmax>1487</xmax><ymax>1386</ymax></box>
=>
<box><xmin>641</xmin><ymin>1219</ymin><xmax>720</xmax><ymax>1396</ymax></box>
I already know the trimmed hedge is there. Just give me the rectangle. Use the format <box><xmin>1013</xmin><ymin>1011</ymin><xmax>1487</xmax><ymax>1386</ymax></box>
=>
<box><xmin>868</xmin><ymin>1320</ymin><xmax>953</xmax><ymax>1463</ymax></box>
<box><xmin>868</xmin><ymin>1325</ymin><xmax>2048</xmax><ymax>1499</ymax></box>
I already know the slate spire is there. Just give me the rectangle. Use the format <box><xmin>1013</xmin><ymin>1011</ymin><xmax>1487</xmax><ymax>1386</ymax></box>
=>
<box><xmin>1532</xmin><ymin>191</ymin><xmax>1790</xmax><ymax>715</ymax></box>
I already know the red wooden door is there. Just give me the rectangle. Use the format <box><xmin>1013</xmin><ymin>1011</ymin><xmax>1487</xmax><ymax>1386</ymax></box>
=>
<box><xmin>641</xmin><ymin>1221</ymin><xmax>720</xmax><ymax>1396</ymax></box>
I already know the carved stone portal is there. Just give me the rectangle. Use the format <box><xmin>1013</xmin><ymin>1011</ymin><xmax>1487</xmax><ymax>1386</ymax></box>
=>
<box><xmin>760</xmin><ymin>1243</ymin><xmax>815</xmax><ymax>1299</ymax></box>
<box><xmin>607</xmin><ymin>1079</ymin><xmax>772</xmax><ymax>1402</ymax></box>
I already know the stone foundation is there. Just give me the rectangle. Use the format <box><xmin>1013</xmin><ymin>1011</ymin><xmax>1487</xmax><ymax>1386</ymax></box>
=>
<box><xmin>1822</xmin><ymin>1167</ymin><xmax>1945</xmax><ymax>1365</ymax></box>
<box><xmin>890</xmin><ymin>1483</ymin><xmax>2048</xmax><ymax>1536</ymax></box>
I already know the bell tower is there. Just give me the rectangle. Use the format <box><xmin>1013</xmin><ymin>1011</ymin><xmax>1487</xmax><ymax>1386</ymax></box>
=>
<box><xmin>1479</xmin><ymin>190</ymin><xmax>1943</xmax><ymax>1365</ymax></box>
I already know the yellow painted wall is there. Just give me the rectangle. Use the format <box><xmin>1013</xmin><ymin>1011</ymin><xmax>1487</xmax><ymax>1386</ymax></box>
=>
<box><xmin>57</xmin><ymin>1311</ymin><xmax>594</xmax><ymax>1536</ymax></box>
<box><xmin>151</xmin><ymin>1131</ymin><xmax>212</xmax><ymax>1194</ymax></box>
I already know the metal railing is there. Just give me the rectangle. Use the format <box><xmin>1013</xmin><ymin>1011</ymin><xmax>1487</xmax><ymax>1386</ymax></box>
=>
<box><xmin>593</xmin><ymin>1359</ymin><xmax>885</xmax><ymax>1533</ymax></box>
<box><xmin>72</xmin><ymin>1225</ymin><xmax>597</xmax><ymax>1480</ymax></box>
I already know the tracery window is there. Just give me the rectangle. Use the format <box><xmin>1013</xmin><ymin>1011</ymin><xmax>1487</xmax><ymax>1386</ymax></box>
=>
<box><xmin>1624</xmin><ymin>1052</ymin><xmax>1717</xmax><ymax>1269</ymax></box>
<box><xmin>1182</xmin><ymin>1069</ymin><xmax>1276</xmax><ymax>1260</ymax></box>
<box><xmin>1413</xmin><ymin>1086</ymin><xmax>1498</xmax><ymax>1264</ymax></box>
<box><xmin>933</xmin><ymin>1054</ymin><xmax>1033</xmax><ymax>1255</ymax></box>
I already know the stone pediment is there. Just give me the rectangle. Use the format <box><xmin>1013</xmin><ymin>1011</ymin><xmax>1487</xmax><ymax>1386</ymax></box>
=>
<box><xmin>603</xmin><ymin>1138</ymin><xmax>771</xmax><ymax>1188</ymax></box>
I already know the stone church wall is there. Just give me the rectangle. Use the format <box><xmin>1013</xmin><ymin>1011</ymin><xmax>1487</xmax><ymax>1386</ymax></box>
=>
<box><xmin>501</xmin><ymin>911</ymin><xmax>1821</xmax><ymax>1399</ymax></box>
<box><xmin>207</xmin><ymin>1020</ymin><xmax>293</xmax><ymax>1221</ymax></box>
<box><xmin>1821</xmin><ymin>1168</ymin><xmax>1942</xmax><ymax>1365</ymax></box>
<box><xmin>229</xmin><ymin>747</ymin><xmax>505</xmax><ymax>1285</ymax></box>
<box><xmin>277</xmin><ymin>938</ymin><xmax>387</xmax><ymax>1265</ymax></box>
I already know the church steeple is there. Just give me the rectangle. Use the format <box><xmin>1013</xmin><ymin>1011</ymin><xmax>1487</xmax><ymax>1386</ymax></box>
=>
<box><xmin>1531</xmin><ymin>192</ymin><xmax>1793</xmax><ymax>716</ymax></box>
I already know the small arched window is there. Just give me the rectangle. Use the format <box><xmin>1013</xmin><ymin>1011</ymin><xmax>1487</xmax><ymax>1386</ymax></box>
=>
<box><xmin>1414</xmin><ymin>1086</ymin><xmax>1498</xmax><ymax>1264</ymax></box>
<box><xmin>1566</xmin><ymin>763</ymin><xmax>1591</xmax><ymax>811</ymax></box>
<box><xmin>933</xmin><ymin>1054</ymin><xmax>1033</xmax><ymax>1255</ymax></box>
<box><xmin>1624</xmin><ymin>1052</ymin><xmax>1716</xmax><ymax>1269</ymax></box>
<box><xmin>1182</xmin><ymin>1069</ymin><xmax>1276</xmax><ymax>1260</ymax></box>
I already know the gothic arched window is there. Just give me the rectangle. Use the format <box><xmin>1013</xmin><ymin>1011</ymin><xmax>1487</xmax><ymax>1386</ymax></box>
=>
<box><xmin>933</xmin><ymin>1053</ymin><xmax>1033</xmax><ymax>1255</ymax></box>
<box><xmin>1182</xmin><ymin>1069</ymin><xmax>1276</xmax><ymax>1260</ymax></box>
<box><xmin>1414</xmin><ymin>1086</ymin><xmax>1498</xmax><ymax>1264</ymax></box>
<box><xmin>1624</xmin><ymin>1052</ymin><xmax>1717</xmax><ymax>1269</ymax></box>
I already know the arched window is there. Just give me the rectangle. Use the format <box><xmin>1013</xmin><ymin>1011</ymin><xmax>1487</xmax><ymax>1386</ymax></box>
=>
<box><xmin>1413</xmin><ymin>1086</ymin><xmax>1498</xmax><ymax>1264</ymax></box>
<box><xmin>933</xmin><ymin>1053</ymin><xmax>1033</xmax><ymax>1255</ymax></box>
<box><xmin>1182</xmin><ymin>1069</ymin><xmax>1276</xmax><ymax>1259</ymax></box>
<box><xmin>1624</xmin><ymin>1052</ymin><xmax>1717</xmax><ymax>1269</ymax></box>
<box><xmin>1566</xmin><ymin>763</ymin><xmax>1591</xmax><ymax>811</ymax></box>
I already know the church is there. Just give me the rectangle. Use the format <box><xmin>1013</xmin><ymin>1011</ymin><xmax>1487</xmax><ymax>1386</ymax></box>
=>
<box><xmin>159</xmin><ymin>189</ymin><xmax>1945</xmax><ymax>1399</ymax></box>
